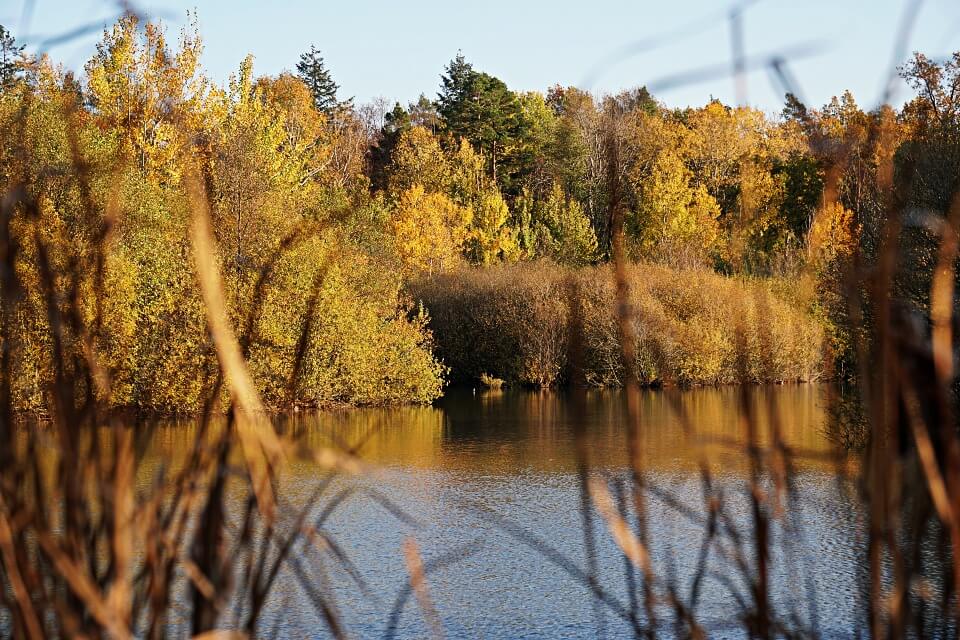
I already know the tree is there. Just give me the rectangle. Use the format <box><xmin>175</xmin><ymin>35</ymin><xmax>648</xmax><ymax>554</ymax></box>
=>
<box><xmin>390</xmin><ymin>185</ymin><xmax>472</xmax><ymax>274</ymax></box>
<box><xmin>448</xmin><ymin>137</ymin><xmax>487</xmax><ymax>206</ymax></box>
<box><xmin>511</xmin><ymin>189</ymin><xmax>542</xmax><ymax>257</ymax></box>
<box><xmin>781</xmin><ymin>92</ymin><xmax>810</xmax><ymax>124</ymax></box>
<box><xmin>409</xmin><ymin>94</ymin><xmax>441</xmax><ymax>133</ymax></box>
<box><xmin>536</xmin><ymin>184</ymin><xmax>598</xmax><ymax>266</ymax></box>
<box><xmin>899</xmin><ymin>54</ymin><xmax>960</xmax><ymax>213</ymax></box>
<box><xmin>513</xmin><ymin>91</ymin><xmax>557</xmax><ymax>197</ymax></box>
<box><xmin>686</xmin><ymin>100</ymin><xmax>756</xmax><ymax>216</ymax></box>
<box><xmin>84</xmin><ymin>14</ymin><xmax>208</xmax><ymax>181</ymax></box>
<box><xmin>773</xmin><ymin>151</ymin><xmax>823</xmax><ymax>240</ymax></box>
<box><xmin>211</xmin><ymin>55</ymin><xmax>298</xmax><ymax>288</ymax></box>
<box><xmin>386</xmin><ymin>126</ymin><xmax>450</xmax><ymax>195</ymax></box>
<box><xmin>467</xmin><ymin>188</ymin><xmax>519</xmax><ymax>264</ymax></box>
<box><xmin>0</xmin><ymin>24</ymin><xmax>23</xmax><ymax>88</ymax></box>
<box><xmin>255</xmin><ymin>73</ymin><xmax>327</xmax><ymax>172</ymax></box>
<box><xmin>808</xmin><ymin>201</ymin><xmax>859</xmax><ymax>376</ymax></box>
<box><xmin>296</xmin><ymin>45</ymin><xmax>349</xmax><ymax>115</ymax></box>
<box><xmin>610</xmin><ymin>86</ymin><xmax>657</xmax><ymax>116</ymax></box>
<box><xmin>631</xmin><ymin>152</ymin><xmax>721</xmax><ymax>267</ymax></box>
<box><xmin>545</xmin><ymin>87</ymin><xmax>605</xmax><ymax>243</ymax></box>
<box><xmin>900</xmin><ymin>52</ymin><xmax>960</xmax><ymax>135</ymax></box>
<box><xmin>436</xmin><ymin>54</ymin><xmax>525</xmax><ymax>189</ymax></box>
<box><xmin>369</xmin><ymin>102</ymin><xmax>411</xmax><ymax>191</ymax></box>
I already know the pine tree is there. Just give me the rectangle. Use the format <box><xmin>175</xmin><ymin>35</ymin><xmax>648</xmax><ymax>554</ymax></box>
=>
<box><xmin>435</xmin><ymin>53</ymin><xmax>525</xmax><ymax>190</ymax></box>
<box><xmin>370</xmin><ymin>103</ymin><xmax>412</xmax><ymax>191</ymax></box>
<box><xmin>296</xmin><ymin>45</ymin><xmax>349</xmax><ymax>115</ymax></box>
<box><xmin>0</xmin><ymin>25</ymin><xmax>24</xmax><ymax>88</ymax></box>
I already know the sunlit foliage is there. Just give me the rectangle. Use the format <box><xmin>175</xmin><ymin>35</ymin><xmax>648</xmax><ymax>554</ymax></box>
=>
<box><xmin>3</xmin><ymin>12</ymin><xmax>954</xmax><ymax>407</ymax></box>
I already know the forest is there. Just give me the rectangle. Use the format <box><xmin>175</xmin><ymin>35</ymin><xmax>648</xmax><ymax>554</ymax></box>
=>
<box><xmin>0</xmin><ymin>15</ymin><xmax>954</xmax><ymax>411</ymax></box>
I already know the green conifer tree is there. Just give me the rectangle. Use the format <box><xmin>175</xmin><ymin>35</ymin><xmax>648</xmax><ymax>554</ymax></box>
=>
<box><xmin>296</xmin><ymin>45</ymin><xmax>349</xmax><ymax>114</ymax></box>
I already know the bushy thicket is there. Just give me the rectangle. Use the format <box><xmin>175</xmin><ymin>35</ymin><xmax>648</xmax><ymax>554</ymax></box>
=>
<box><xmin>0</xmin><ymin>18</ymin><xmax>444</xmax><ymax>413</ymax></box>
<box><xmin>412</xmin><ymin>262</ymin><xmax>823</xmax><ymax>388</ymax></box>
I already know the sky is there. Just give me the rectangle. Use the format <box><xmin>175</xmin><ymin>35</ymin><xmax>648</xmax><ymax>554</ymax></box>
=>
<box><xmin>5</xmin><ymin>0</ymin><xmax>960</xmax><ymax>115</ymax></box>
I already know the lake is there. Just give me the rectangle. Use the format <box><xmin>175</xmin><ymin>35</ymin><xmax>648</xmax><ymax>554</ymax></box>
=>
<box><xmin>147</xmin><ymin>383</ymin><xmax>868</xmax><ymax>639</ymax></box>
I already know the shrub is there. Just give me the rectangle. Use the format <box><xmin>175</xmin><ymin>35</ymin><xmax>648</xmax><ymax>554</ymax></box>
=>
<box><xmin>411</xmin><ymin>261</ymin><xmax>824</xmax><ymax>388</ymax></box>
<box><xmin>410</xmin><ymin>262</ymin><xmax>569</xmax><ymax>386</ymax></box>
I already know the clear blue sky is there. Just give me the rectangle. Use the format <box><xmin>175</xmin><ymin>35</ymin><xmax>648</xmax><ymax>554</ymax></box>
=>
<box><xmin>6</xmin><ymin>0</ymin><xmax>960</xmax><ymax>114</ymax></box>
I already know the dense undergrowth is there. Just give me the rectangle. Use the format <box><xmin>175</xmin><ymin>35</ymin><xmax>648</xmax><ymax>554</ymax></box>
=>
<box><xmin>412</xmin><ymin>262</ymin><xmax>823</xmax><ymax>388</ymax></box>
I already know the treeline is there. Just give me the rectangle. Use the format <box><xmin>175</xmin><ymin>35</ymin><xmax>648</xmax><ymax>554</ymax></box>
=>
<box><xmin>0</xmin><ymin>15</ymin><xmax>955</xmax><ymax>409</ymax></box>
<box><xmin>366</xmin><ymin>52</ymin><xmax>959</xmax><ymax>381</ymax></box>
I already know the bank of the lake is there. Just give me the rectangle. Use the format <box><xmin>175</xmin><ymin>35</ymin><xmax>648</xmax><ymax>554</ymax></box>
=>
<box><xmin>412</xmin><ymin>262</ymin><xmax>824</xmax><ymax>389</ymax></box>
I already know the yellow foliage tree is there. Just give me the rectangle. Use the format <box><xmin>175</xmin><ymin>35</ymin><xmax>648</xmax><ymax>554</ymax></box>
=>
<box><xmin>84</xmin><ymin>13</ymin><xmax>208</xmax><ymax>182</ymax></box>
<box><xmin>808</xmin><ymin>201</ymin><xmax>858</xmax><ymax>262</ymax></box>
<box><xmin>808</xmin><ymin>200</ymin><xmax>859</xmax><ymax>377</ymax></box>
<box><xmin>255</xmin><ymin>73</ymin><xmax>329</xmax><ymax>191</ymax></box>
<box><xmin>537</xmin><ymin>183</ymin><xmax>598</xmax><ymax>266</ymax></box>
<box><xmin>388</xmin><ymin>126</ymin><xmax>450</xmax><ymax>195</ymax></box>
<box><xmin>448</xmin><ymin>137</ymin><xmax>487</xmax><ymax>206</ymax></box>
<box><xmin>391</xmin><ymin>185</ymin><xmax>472</xmax><ymax>274</ymax></box>
<box><xmin>210</xmin><ymin>55</ymin><xmax>302</xmax><ymax>288</ymax></box>
<box><xmin>468</xmin><ymin>188</ymin><xmax>520</xmax><ymax>264</ymax></box>
<box><xmin>632</xmin><ymin>152</ymin><xmax>721</xmax><ymax>267</ymax></box>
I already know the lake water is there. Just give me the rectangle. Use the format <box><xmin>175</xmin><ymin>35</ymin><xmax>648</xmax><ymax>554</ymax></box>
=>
<box><xmin>150</xmin><ymin>383</ymin><xmax>868</xmax><ymax>639</ymax></box>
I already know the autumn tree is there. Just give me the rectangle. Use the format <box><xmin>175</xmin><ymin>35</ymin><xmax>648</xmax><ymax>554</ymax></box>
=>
<box><xmin>255</xmin><ymin>73</ymin><xmax>325</xmax><ymax>158</ymax></box>
<box><xmin>409</xmin><ymin>94</ymin><xmax>442</xmax><ymax>132</ymax></box>
<box><xmin>891</xmin><ymin>54</ymin><xmax>960</xmax><ymax>309</ymax></box>
<box><xmin>536</xmin><ymin>184</ymin><xmax>598</xmax><ymax>266</ymax></box>
<box><xmin>391</xmin><ymin>185</ymin><xmax>472</xmax><ymax>274</ymax></box>
<box><xmin>387</xmin><ymin>126</ymin><xmax>450</xmax><ymax>195</ymax></box>
<box><xmin>544</xmin><ymin>86</ymin><xmax>604</xmax><ymax>241</ymax></box>
<box><xmin>631</xmin><ymin>152</ymin><xmax>721</xmax><ymax>267</ymax></box>
<box><xmin>210</xmin><ymin>56</ymin><xmax>300</xmax><ymax>289</ymax></box>
<box><xmin>808</xmin><ymin>201</ymin><xmax>859</xmax><ymax>377</ymax></box>
<box><xmin>686</xmin><ymin>100</ymin><xmax>746</xmax><ymax>214</ymax></box>
<box><xmin>84</xmin><ymin>14</ymin><xmax>208</xmax><ymax>181</ymax></box>
<box><xmin>447</xmin><ymin>137</ymin><xmax>487</xmax><ymax>206</ymax></box>
<box><xmin>899</xmin><ymin>54</ymin><xmax>960</xmax><ymax>214</ymax></box>
<box><xmin>467</xmin><ymin>188</ymin><xmax>519</xmax><ymax>264</ymax></box>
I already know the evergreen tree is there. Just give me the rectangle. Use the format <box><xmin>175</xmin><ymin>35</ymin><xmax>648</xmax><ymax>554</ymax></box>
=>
<box><xmin>369</xmin><ymin>103</ymin><xmax>412</xmax><ymax>191</ymax></box>
<box><xmin>296</xmin><ymin>45</ymin><xmax>349</xmax><ymax>115</ymax></box>
<box><xmin>782</xmin><ymin>92</ymin><xmax>809</xmax><ymax>123</ymax></box>
<box><xmin>0</xmin><ymin>25</ymin><xmax>23</xmax><ymax>88</ymax></box>
<box><xmin>435</xmin><ymin>53</ymin><xmax>526</xmax><ymax>192</ymax></box>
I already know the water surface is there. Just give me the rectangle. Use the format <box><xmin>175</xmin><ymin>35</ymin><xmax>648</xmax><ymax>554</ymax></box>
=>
<box><xmin>152</xmin><ymin>384</ymin><xmax>865</xmax><ymax>638</ymax></box>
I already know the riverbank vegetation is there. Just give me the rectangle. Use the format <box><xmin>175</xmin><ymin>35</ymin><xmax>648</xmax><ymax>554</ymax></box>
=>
<box><xmin>1</xmin><ymin>15</ymin><xmax>952</xmax><ymax>408</ymax></box>
<box><xmin>413</xmin><ymin>262</ymin><xmax>823</xmax><ymax>387</ymax></box>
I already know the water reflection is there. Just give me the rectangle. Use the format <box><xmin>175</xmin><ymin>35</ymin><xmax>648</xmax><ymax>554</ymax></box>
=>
<box><xmin>270</xmin><ymin>383</ymin><xmax>841</xmax><ymax>474</ymax></box>
<box><xmin>145</xmin><ymin>384</ymin><xmax>865</xmax><ymax>638</ymax></box>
